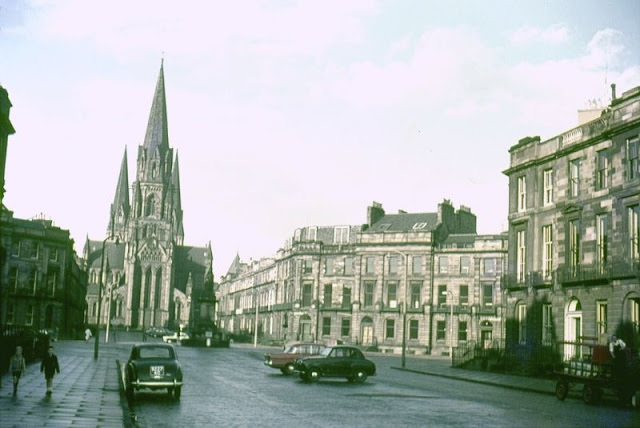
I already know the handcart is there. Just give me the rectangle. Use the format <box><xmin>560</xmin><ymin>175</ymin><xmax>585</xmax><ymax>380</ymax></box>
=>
<box><xmin>554</xmin><ymin>338</ymin><xmax>639</xmax><ymax>406</ymax></box>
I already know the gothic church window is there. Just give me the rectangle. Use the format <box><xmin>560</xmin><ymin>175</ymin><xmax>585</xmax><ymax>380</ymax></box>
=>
<box><xmin>145</xmin><ymin>194</ymin><xmax>156</xmax><ymax>217</ymax></box>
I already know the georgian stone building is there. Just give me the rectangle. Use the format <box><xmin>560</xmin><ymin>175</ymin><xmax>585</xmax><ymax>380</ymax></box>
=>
<box><xmin>217</xmin><ymin>200</ymin><xmax>507</xmax><ymax>355</ymax></box>
<box><xmin>503</xmin><ymin>84</ymin><xmax>640</xmax><ymax>356</ymax></box>
<box><xmin>84</xmin><ymin>63</ymin><xmax>214</xmax><ymax>331</ymax></box>
<box><xmin>0</xmin><ymin>212</ymin><xmax>86</xmax><ymax>339</ymax></box>
<box><xmin>0</xmin><ymin>86</ymin><xmax>86</xmax><ymax>339</ymax></box>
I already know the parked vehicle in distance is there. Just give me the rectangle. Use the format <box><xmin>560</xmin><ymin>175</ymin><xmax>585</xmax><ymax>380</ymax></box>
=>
<box><xmin>124</xmin><ymin>343</ymin><xmax>183</xmax><ymax>401</ymax></box>
<box><xmin>293</xmin><ymin>345</ymin><xmax>376</xmax><ymax>383</ymax></box>
<box><xmin>145</xmin><ymin>327</ymin><xmax>172</xmax><ymax>338</ymax></box>
<box><xmin>162</xmin><ymin>331</ymin><xmax>190</xmax><ymax>343</ymax></box>
<box><xmin>182</xmin><ymin>326</ymin><xmax>231</xmax><ymax>348</ymax></box>
<box><xmin>264</xmin><ymin>343</ymin><xmax>327</xmax><ymax>375</ymax></box>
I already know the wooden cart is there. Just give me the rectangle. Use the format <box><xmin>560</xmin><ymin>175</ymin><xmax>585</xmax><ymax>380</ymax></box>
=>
<box><xmin>554</xmin><ymin>338</ymin><xmax>639</xmax><ymax>406</ymax></box>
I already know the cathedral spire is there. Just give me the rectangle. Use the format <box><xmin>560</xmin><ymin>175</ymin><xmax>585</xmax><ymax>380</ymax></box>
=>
<box><xmin>108</xmin><ymin>148</ymin><xmax>130</xmax><ymax>237</ymax></box>
<box><xmin>143</xmin><ymin>61</ymin><xmax>169</xmax><ymax>155</ymax></box>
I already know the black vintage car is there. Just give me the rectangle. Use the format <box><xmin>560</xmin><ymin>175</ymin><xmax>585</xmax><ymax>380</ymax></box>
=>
<box><xmin>125</xmin><ymin>343</ymin><xmax>183</xmax><ymax>401</ymax></box>
<box><xmin>293</xmin><ymin>345</ymin><xmax>376</xmax><ymax>383</ymax></box>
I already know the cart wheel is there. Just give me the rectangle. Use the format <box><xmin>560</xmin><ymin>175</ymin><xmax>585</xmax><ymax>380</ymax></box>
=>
<box><xmin>555</xmin><ymin>379</ymin><xmax>569</xmax><ymax>401</ymax></box>
<box><xmin>583</xmin><ymin>384</ymin><xmax>601</xmax><ymax>405</ymax></box>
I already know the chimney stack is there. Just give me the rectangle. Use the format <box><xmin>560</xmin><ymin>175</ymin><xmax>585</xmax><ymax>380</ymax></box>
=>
<box><xmin>611</xmin><ymin>83</ymin><xmax>617</xmax><ymax>101</ymax></box>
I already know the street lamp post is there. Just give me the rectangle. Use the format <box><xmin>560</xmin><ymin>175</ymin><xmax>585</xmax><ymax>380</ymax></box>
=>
<box><xmin>389</xmin><ymin>250</ymin><xmax>409</xmax><ymax>369</ymax></box>
<box><xmin>105</xmin><ymin>284</ymin><xmax>114</xmax><ymax>343</ymax></box>
<box><xmin>94</xmin><ymin>235</ymin><xmax>118</xmax><ymax>360</ymax></box>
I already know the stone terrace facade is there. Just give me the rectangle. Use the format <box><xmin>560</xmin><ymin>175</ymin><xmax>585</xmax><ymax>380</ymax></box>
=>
<box><xmin>216</xmin><ymin>200</ymin><xmax>507</xmax><ymax>356</ymax></box>
<box><xmin>503</xmin><ymin>84</ymin><xmax>640</xmax><ymax>355</ymax></box>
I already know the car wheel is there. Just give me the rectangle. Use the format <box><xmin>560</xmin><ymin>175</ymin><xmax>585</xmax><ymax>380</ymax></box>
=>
<box><xmin>174</xmin><ymin>386</ymin><xmax>181</xmax><ymax>400</ymax></box>
<box><xmin>126</xmin><ymin>383</ymin><xmax>135</xmax><ymax>402</ymax></box>
<box><xmin>583</xmin><ymin>383</ymin><xmax>600</xmax><ymax>405</ymax></box>
<box><xmin>352</xmin><ymin>370</ymin><xmax>368</xmax><ymax>384</ymax></box>
<box><xmin>309</xmin><ymin>369</ymin><xmax>320</xmax><ymax>383</ymax></box>
<box><xmin>555</xmin><ymin>379</ymin><xmax>568</xmax><ymax>401</ymax></box>
<box><xmin>282</xmin><ymin>363</ymin><xmax>295</xmax><ymax>376</ymax></box>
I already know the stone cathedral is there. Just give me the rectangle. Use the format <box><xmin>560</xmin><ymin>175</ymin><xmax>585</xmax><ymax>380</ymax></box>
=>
<box><xmin>84</xmin><ymin>63</ymin><xmax>214</xmax><ymax>331</ymax></box>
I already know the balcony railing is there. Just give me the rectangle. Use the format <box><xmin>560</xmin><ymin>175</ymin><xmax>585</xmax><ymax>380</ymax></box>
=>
<box><xmin>502</xmin><ymin>271</ymin><xmax>553</xmax><ymax>289</ymax></box>
<box><xmin>558</xmin><ymin>261</ymin><xmax>640</xmax><ymax>284</ymax></box>
<box><xmin>503</xmin><ymin>262</ymin><xmax>640</xmax><ymax>289</ymax></box>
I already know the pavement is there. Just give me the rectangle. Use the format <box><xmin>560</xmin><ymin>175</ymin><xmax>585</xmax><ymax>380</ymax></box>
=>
<box><xmin>1</xmin><ymin>339</ymin><xmax>557</xmax><ymax>427</ymax></box>
<box><xmin>0</xmin><ymin>338</ymin><xmax>133</xmax><ymax>428</ymax></box>
<box><xmin>396</xmin><ymin>354</ymin><xmax>556</xmax><ymax>396</ymax></box>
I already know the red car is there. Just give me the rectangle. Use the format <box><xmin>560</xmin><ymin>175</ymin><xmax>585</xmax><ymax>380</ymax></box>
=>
<box><xmin>264</xmin><ymin>343</ymin><xmax>327</xmax><ymax>375</ymax></box>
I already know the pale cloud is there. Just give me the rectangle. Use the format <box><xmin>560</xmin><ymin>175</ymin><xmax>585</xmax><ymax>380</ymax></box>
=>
<box><xmin>584</xmin><ymin>28</ymin><xmax>626</xmax><ymax>69</ymax></box>
<box><xmin>509</xmin><ymin>24</ymin><xmax>569</xmax><ymax>45</ymax></box>
<box><xmin>26</xmin><ymin>0</ymin><xmax>377</xmax><ymax>60</ymax></box>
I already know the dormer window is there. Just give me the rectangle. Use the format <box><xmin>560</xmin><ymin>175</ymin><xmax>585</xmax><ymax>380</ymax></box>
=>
<box><xmin>334</xmin><ymin>226</ymin><xmax>349</xmax><ymax>244</ymax></box>
<box><xmin>412</xmin><ymin>222</ymin><xmax>428</xmax><ymax>230</ymax></box>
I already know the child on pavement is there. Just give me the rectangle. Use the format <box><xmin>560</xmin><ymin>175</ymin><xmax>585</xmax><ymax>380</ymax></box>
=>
<box><xmin>9</xmin><ymin>346</ymin><xmax>26</xmax><ymax>396</ymax></box>
<box><xmin>40</xmin><ymin>346</ymin><xmax>60</xmax><ymax>396</ymax></box>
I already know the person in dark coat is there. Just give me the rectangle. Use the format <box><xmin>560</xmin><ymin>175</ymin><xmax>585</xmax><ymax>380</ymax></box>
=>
<box><xmin>40</xmin><ymin>346</ymin><xmax>60</xmax><ymax>396</ymax></box>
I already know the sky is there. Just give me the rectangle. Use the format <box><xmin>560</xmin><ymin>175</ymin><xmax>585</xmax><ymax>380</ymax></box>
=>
<box><xmin>1</xmin><ymin>0</ymin><xmax>639</xmax><ymax>277</ymax></box>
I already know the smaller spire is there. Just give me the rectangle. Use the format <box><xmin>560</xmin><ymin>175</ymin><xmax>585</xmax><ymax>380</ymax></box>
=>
<box><xmin>108</xmin><ymin>148</ymin><xmax>130</xmax><ymax>236</ymax></box>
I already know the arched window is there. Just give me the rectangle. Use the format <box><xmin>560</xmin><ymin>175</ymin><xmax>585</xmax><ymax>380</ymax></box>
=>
<box><xmin>154</xmin><ymin>268</ymin><xmax>162</xmax><ymax>309</ymax></box>
<box><xmin>144</xmin><ymin>268</ymin><xmax>152</xmax><ymax>307</ymax></box>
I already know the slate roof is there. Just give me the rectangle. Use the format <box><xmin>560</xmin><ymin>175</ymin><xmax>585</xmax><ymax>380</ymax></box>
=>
<box><xmin>367</xmin><ymin>212</ymin><xmax>438</xmax><ymax>233</ymax></box>
<box><xmin>174</xmin><ymin>245</ymin><xmax>212</xmax><ymax>293</ymax></box>
<box><xmin>86</xmin><ymin>240</ymin><xmax>126</xmax><ymax>270</ymax></box>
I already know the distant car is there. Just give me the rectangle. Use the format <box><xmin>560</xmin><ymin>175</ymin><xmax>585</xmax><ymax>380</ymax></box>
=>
<box><xmin>162</xmin><ymin>331</ymin><xmax>190</xmax><ymax>343</ymax></box>
<box><xmin>264</xmin><ymin>343</ymin><xmax>327</xmax><ymax>375</ymax></box>
<box><xmin>293</xmin><ymin>345</ymin><xmax>376</xmax><ymax>383</ymax></box>
<box><xmin>145</xmin><ymin>327</ymin><xmax>172</xmax><ymax>338</ymax></box>
<box><xmin>124</xmin><ymin>343</ymin><xmax>183</xmax><ymax>401</ymax></box>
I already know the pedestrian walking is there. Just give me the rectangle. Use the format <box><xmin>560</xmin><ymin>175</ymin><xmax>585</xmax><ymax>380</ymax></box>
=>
<box><xmin>40</xmin><ymin>346</ymin><xmax>60</xmax><ymax>396</ymax></box>
<box><xmin>9</xmin><ymin>346</ymin><xmax>27</xmax><ymax>397</ymax></box>
<box><xmin>85</xmin><ymin>328</ymin><xmax>92</xmax><ymax>342</ymax></box>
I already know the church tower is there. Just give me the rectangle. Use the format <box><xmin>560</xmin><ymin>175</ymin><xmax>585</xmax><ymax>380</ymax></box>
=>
<box><xmin>124</xmin><ymin>61</ymin><xmax>184</xmax><ymax>328</ymax></box>
<box><xmin>85</xmin><ymin>62</ymin><xmax>214</xmax><ymax>333</ymax></box>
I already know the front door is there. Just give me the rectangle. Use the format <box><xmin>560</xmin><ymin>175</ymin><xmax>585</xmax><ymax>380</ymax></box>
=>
<box><xmin>564</xmin><ymin>299</ymin><xmax>583</xmax><ymax>359</ymax></box>
<box><xmin>480</xmin><ymin>330</ymin><xmax>492</xmax><ymax>349</ymax></box>
<box><xmin>361</xmin><ymin>324</ymin><xmax>373</xmax><ymax>346</ymax></box>
<box><xmin>300</xmin><ymin>320</ymin><xmax>312</xmax><ymax>342</ymax></box>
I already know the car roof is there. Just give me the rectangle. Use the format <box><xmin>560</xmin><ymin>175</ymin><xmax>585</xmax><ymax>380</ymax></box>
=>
<box><xmin>133</xmin><ymin>343</ymin><xmax>174</xmax><ymax>350</ymax></box>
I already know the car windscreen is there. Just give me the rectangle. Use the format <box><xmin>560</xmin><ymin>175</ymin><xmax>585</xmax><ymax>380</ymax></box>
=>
<box><xmin>319</xmin><ymin>347</ymin><xmax>332</xmax><ymax>357</ymax></box>
<box><xmin>138</xmin><ymin>347</ymin><xmax>174</xmax><ymax>359</ymax></box>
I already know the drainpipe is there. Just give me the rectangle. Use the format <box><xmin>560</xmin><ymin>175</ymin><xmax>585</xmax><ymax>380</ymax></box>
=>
<box><xmin>428</xmin><ymin>237</ymin><xmax>435</xmax><ymax>353</ymax></box>
<box><xmin>315</xmin><ymin>253</ymin><xmax>321</xmax><ymax>343</ymax></box>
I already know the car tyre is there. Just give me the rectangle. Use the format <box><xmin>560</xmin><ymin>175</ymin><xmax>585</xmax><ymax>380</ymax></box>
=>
<box><xmin>174</xmin><ymin>386</ymin><xmax>182</xmax><ymax>400</ymax></box>
<box><xmin>583</xmin><ymin>383</ymin><xmax>600</xmax><ymax>405</ymax></box>
<box><xmin>309</xmin><ymin>369</ymin><xmax>320</xmax><ymax>383</ymax></box>
<box><xmin>282</xmin><ymin>363</ymin><xmax>295</xmax><ymax>376</ymax></box>
<box><xmin>126</xmin><ymin>383</ymin><xmax>135</xmax><ymax>402</ymax></box>
<box><xmin>352</xmin><ymin>369</ymin><xmax>368</xmax><ymax>384</ymax></box>
<box><xmin>555</xmin><ymin>379</ymin><xmax>568</xmax><ymax>401</ymax></box>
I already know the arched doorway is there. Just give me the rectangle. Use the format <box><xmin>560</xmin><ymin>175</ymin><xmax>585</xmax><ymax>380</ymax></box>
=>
<box><xmin>361</xmin><ymin>317</ymin><xmax>374</xmax><ymax>346</ymax></box>
<box><xmin>299</xmin><ymin>315</ymin><xmax>312</xmax><ymax>342</ymax></box>
<box><xmin>565</xmin><ymin>298</ymin><xmax>582</xmax><ymax>359</ymax></box>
